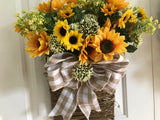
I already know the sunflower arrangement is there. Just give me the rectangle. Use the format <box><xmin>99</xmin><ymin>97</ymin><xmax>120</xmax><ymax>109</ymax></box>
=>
<box><xmin>14</xmin><ymin>0</ymin><xmax>160</xmax><ymax>119</ymax></box>
<box><xmin>14</xmin><ymin>0</ymin><xmax>160</xmax><ymax>60</ymax></box>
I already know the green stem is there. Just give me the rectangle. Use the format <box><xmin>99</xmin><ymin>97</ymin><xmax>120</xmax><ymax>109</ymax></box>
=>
<box><xmin>50</xmin><ymin>0</ymin><xmax>53</xmax><ymax>12</ymax></box>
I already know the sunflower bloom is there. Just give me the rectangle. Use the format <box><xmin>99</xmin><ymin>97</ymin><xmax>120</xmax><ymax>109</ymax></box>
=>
<box><xmin>63</xmin><ymin>30</ymin><xmax>83</xmax><ymax>52</ymax></box>
<box><xmin>108</xmin><ymin>0</ymin><xmax>129</xmax><ymax>10</ymax></box>
<box><xmin>66</xmin><ymin>0</ymin><xmax>78</xmax><ymax>7</ymax></box>
<box><xmin>79</xmin><ymin>36</ymin><xmax>100</xmax><ymax>65</ymax></box>
<box><xmin>102</xmin><ymin>3</ymin><xmax>117</xmax><ymax>16</ymax></box>
<box><xmin>79</xmin><ymin>36</ymin><xmax>91</xmax><ymax>65</ymax></box>
<box><xmin>138</xmin><ymin>8</ymin><xmax>146</xmax><ymax>20</ymax></box>
<box><xmin>53</xmin><ymin>20</ymin><xmax>70</xmax><ymax>44</ymax></box>
<box><xmin>52</xmin><ymin>0</ymin><xmax>66</xmax><ymax>10</ymax></box>
<box><xmin>94</xmin><ymin>28</ymin><xmax>128</xmax><ymax>61</ymax></box>
<box><xmin>59</xmin><ymin>7</ymin><xmax>75</xmax><ymax>18</ymax></box>
<box><xmin>101</xmin><ymin>18</ymin><xmax>112</xmax><ymax>31</ymax></box>
<box><xmin>129</xmin><ymin>14</ymin><xmax>137</xmax><ymax>23</ymax></box>
<box><xmin>14</xmin><ymin>26</ymin><xmax>21</xmax><ymax>33</ymax></box>
<box><xmin>66</xmin><ymin>0</ymin><xmax>78</xmax><ymax>4</ymax></box>
<box><xmin>36</xmin><ymin>0</ymin><xmax>66</xmax><ymax>12</ymax></box>
<box><xmin>118</xmin><ymin>9</ymin><xmax>133</xmax><ymax>29</ymax></box>
<box><xmin>25</xmin><ymin>31</ymin><xmax>50</xmax><ymax>58</ymax></box>
<box><xmin>88</xmin><ymin>48</ymin><xmax>103</xmax><ymax>63</ymax></box>
<box><xmin>36</xmin><ymin>1</ymin><xmax>51</xmax><ymax>12</ymax></box>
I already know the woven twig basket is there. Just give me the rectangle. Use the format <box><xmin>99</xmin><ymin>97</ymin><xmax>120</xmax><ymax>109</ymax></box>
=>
<box><xmin>50</xmin><ymin>89</ymin><xmax>115</xmax><ymax>120</ymax></box>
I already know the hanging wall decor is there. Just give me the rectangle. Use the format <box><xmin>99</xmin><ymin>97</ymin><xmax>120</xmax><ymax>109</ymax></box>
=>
<box><xmin>14</xmin><ymin>0</ymin><xmax>160</xmax><ymax>119</ymax></box>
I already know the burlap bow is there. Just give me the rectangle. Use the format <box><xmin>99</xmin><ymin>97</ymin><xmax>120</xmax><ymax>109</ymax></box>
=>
<box><xmin>45</xmin><ymin>52</ymin><xmax>129</xmax><ymax>120</ymax></box>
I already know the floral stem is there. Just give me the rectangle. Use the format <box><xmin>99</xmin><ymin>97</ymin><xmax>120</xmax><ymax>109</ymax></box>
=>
<box><xmin>50</xmin><ymin>0</ymin><xmax>53</xmax><ymax>12</ymax></box>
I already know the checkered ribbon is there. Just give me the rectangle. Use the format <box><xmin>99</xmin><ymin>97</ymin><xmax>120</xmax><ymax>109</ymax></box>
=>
<box><xmin>45</xmin><ymin>52</ymin><xmax>129</xmax><ymax>120</ymax></box>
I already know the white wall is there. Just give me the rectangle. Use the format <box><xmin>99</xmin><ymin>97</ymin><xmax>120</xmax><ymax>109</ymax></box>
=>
<box><xmin>0</xmin><ymin>0</ymin><xmax>51</xmax><ymax>120</ymax></box>
<box><xmin>0</xmin><ymin>0</ymin><xmax>27</xmax><ymax>120</ymax></box>
<box><xmin>115</xmin><ymin>0</ymin><xmax>160</xmax><ymax>120</ymax></box>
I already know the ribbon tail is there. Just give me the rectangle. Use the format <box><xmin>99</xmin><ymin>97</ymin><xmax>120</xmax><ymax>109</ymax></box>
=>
<box><xmin>77</xmin><ymin>83</ymin><xmax>101</xmax><ymax>120</ymax></box>
<box><xmin>49</xmin><ymin>88</ymin><xmax>77</xmax><ymax>120</ymax></box>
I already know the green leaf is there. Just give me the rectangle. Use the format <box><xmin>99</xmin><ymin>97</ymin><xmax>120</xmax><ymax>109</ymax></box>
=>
<box><xmin>126</xmin><ymin>45</ymin><xmax>138</xmax><ymax>53</ymax></box>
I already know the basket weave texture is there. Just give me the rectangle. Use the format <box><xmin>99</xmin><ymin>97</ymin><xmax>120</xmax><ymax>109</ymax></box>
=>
<box><xmin>51</xmin><ymin>89</ymin><xmax>115</xmax><ymax>120</ymax></box>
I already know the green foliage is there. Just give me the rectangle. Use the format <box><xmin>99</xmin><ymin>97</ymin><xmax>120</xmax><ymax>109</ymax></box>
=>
<box><xmin>14</xmin><ymin>10</ymin><xmax>47</xmax><ymax>36</ymax></box>
<box><xmin>44</xmin><ymin>12</ymin><xmax>57</xmax><ymax>35</ymax></box>
<box><xmin>115</xmin><ymin>7</ymin><xmax>159</xmax><ymax>53</ymax></box>
<box><xmin>67</xmin><ymin>6</ymin><xmax>86</xmax><ymax>24</ymax></box>
<box><xmin>126</xmin><ymin>45</ymin><xmax>138</xmax><ymax>53</ymax></box>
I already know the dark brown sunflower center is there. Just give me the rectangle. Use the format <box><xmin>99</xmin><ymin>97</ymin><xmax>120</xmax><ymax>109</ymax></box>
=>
<box><xmin>65</xmin><ymin>13</ymin><xmax>70</xmax><ymax>16</ymax></box>
<box><xmin>123</xmin><ymin>16</ymin><xmax>127</xmax><ymax>21</ymax></box>
<box><xmin>85</xmin><ymin>46</ymin><xmax>93</xmax><ymax>55</ymax></box>
<box><xmin>108</xmin><ymin>8</ymin><xmax>111</xmax><ymax>12</ymax></box>
<box><xmin>60</xmin><ymin>27</ymin><xmax>66</xmax><ymax>36</ymax></box>
<box><xmin>100</xmin><ymin>40</ymin><xmax>114</xmax><ymax>54</ymax></box>
<box><xmin>37</xmin><ymin>41</ymin><xmax>40</xmax><ymax>47</ymax></box>
<box><xmin>69</xmin><ymin>36</ymin><xmax>77</xmax><ymax>44</ymax></box>
<box><xmin>137</xmin><ymin>13</ymin><xmax>142</xmax><ymax>18</ymax></box>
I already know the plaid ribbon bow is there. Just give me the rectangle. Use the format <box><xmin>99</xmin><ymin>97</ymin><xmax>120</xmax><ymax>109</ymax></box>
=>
<box><xmin>45</xmin><ymin>52</ymin><xmax>129</xmax><ymax>120</ymax></box>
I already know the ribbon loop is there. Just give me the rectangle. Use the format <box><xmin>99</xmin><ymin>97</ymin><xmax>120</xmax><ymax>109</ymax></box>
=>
<box><xmin>45</xmin><ymin>53</ymin><xmax>78</xmax><ymax>91</ymax></box>
<box><xmin>92</xmin><ymin>54</ymin><xmax>129</xmax><ymax>94</ymax></box>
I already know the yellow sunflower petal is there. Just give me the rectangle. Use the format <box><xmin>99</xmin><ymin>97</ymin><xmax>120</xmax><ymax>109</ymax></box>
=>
<box><xmin>108</xmin><ymin>0</ymin><xmax>129</xmax><ymax>10</ymax></box>
<box><xmin>118</xmin><ymin>9</ymin><xmax>133</xmax><ymax>29</ymax></box>
<box><xmin>36</xmin><ymin>1</ymin><xmax>51</xmax><ymax>12</ymax></box>
<box><xmin>63</xmin><ymin>30</ymin><xmax>83</xmax><ymax>52</ymax></box>
<box><xmin>53</xmin><ymin>20</ymin><xmax>69</xmax><ymax>43</ymax></box>
<box><xmin>138</xmin><ymin>8</ymin><xmax>147</xmax><ymax>20</ymax></box>
<box><xmin>102</xmin><ymin>3</ymin><xmax>117</xmax><ymax>16</ymax></box>
<box><xmin>59</xmin><ymin>7</ymin><xmax>75</xmax><ymax>18</ymax></box>
<box><xmin>25</xmin><ymin>31</ymin><xmax>50</xmax><ymax>58</ymax></box>
<box><xmin>94</xmin><ymin>27</ymin><xmax>128</xmax><ymax>61</ymax></box>
<box><xmin>52</xmin><ymin>0</ymin><xmax>66</xmax><ymax>10</ymax></box>
<box><xmin>89</xmin><ymin>49</ymin><xmax>103</xmax><ymax>62</ymax></box>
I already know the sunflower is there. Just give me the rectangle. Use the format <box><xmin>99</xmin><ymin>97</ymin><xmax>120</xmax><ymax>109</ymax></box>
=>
<box><xmin>66</xmin><ymin>0</ymin><xmax>78</xmax><ymax>7</ymax></box>
<box><xmin>52</xmin><ymin>0</ymin><xmax>66</xmax><ymax>10</ymax></box>
<box><xmin>79</xmin><ymin>36</ymin><xmax>103</xmax><ymax>65</ymax></box>
<box><xmin>102</xmin><ymin>3</ymin><xmax>117</xmax><ymax>16</ymax></box>
<box><xmin>59</xmin><ymin>7</ymin><xmax>75</xmax><ymax>18</ymax></box>
<box><xmin>88</xmin><ymin>48</ymin><xmax>103</xmax><ymax>63</ymax></box>
<box><xmin>94</xmin><ymin>28</ymin><xmax>128</xmax><ymax>61</ymax></box>
<box><xmin>79</xmin><ymin>36</ymin><xmax>91</xmax><ymax>65</ymax></box>
<box><xmin>63</xmin><ymin>30</ymin><xmax>83</xmax><ymax>52</ymax></box>
<box><xmin>66</xmin><ymin>0</ymin><xmax>78</xmax><ymax>4</ymax></box>
<box><xmin>118</xmin><ymin>9</ymin><xmax>133</xmax><ymax>28</ymax></box>
<box><xmin>101</xmin><ymin>18</ymin><xmax>112</xmax><ymax>31</ymax></box>
<box><xmin>25</xmin><ymin>31</ymin><xmax>50</xmax><ymax>58</ymax></box>
<box><xmin>36</xmin><ymin>1</ymin><xmax>51</xmax><ymax>12</ymax></box>
<box><xmin>108</xmin><ymin>0</ymin><xmax>129</xmax><ymax>10</ymax></box>
<box><xmin>138</xmin><ymin>8</ymin><xmax>146</xmax><ymax>20</ymax></box>
<box><xmin>36</xmin><ymin>0</ymin><xmax>66</xmax><ymax>12</ymax></box>
<box><xmin>129</xmin><ymin>14</ymin><xmax>137</xmax><ymax>23</ymax></box>
<box><xmin>14</xmin><ymin>26</ymin><xmax>21</xmax><ymax>33</ymax></box>
<box><xmin>53</xmin><ymin>20</ymin><xmax>69</xmax><ymax>44</ymax></box>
